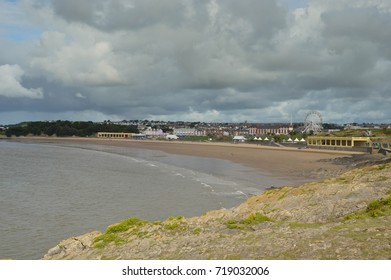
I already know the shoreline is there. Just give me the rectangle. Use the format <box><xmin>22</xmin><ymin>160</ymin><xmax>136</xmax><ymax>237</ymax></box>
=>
<box><xmin>4</xmin><ymin>136</ymin><xmax>366</xmax><ymax>183</ymax></box>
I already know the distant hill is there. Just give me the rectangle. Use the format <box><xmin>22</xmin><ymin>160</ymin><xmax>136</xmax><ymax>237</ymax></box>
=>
<box><xmin>5</xmin><ymin>121</ymin><xmax>139</xmax><ymax>137</ymax></box>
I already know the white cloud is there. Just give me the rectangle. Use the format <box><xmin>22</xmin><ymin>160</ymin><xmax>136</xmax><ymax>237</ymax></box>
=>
<box><xmin>75</xmin><ymin>92</ymin><xmax>86</xmax><ymax>99</ymax></box>
<box><xmin>31</xmin><ymin>32</ymin><xmax>122</xmax><ymax>86</ymax></box>
<box><xmin>0</xmin><ymin>64</ymin><xmax>43</xmax><ymax>99</ymax></box>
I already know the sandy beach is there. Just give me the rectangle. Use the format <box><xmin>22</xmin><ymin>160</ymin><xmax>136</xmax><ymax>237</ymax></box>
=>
<box><xmin>7</xmin><ymin>137</ymin><xmax>365</xmax><ymax>183</ymax></box>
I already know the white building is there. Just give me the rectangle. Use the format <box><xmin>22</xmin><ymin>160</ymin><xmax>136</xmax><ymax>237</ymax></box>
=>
<box><xmin>173</xmin><ymin>127</ymin><xmax>196</xmax><ymax>137</ymax></box>
<box><xmin>233</xmin><ymin>135</ymin><xmax>247</xmax><ymax>142</ymax></box>
<box><xmin>142</xmin><ymin>127</ymin><xmax>164</xmax><ymax>137</ymax></box>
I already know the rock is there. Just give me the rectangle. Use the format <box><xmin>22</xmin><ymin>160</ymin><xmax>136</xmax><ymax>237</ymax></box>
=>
<box><xmin>43</xmin><ymin>231</ymin><xmax>101</xmax><ymax>260</ymax></box>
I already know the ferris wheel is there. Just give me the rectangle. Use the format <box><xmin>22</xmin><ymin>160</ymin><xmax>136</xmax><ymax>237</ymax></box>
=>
<box><xmin>303</xmin><ymin>111</ymin><xmax>323</xmax><ymax>134</ymax></box>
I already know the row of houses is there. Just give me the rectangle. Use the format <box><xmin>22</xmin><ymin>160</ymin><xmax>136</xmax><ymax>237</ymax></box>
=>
<box><xmin>248</xmin><ymin>125</ymin><xmax>293</xmax><ymax>136</ymax></box>
<box><xmin>97</xmin><ymin>123</ymin><xmax>295</xmax><ymax>140</ymax></box>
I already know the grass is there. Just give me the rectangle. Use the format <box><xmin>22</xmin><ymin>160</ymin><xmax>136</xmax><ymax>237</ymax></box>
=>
<box><xmin>344</xmin><ymin>195</ymin><xmax>391</xmax><ymax>220</ymax></box>
<box><xmin>92</xmin><ymin>217</ymin><xmax>149</xmax><ymax>248</ymax></box>
<box><xmin>136</xmin><ymin>231</ymin><xmax>149</xmax><ymax>238</ymax></box>
<box><xmin>93</xmin><ymin>234</ymin><xmax>124</xmax><ymax>248</ymax></box>
<box><xmin>106</xmin><ymin>217</ymin><xmax>149</xmax><ymax>234</ymax></box>
<box><xmin>225</xmin><ymin>219</ymin><xmax>245</xmax><ymax>230</ymax></box>
<box><xmin>224</xmin><ymin>213</ymin><xmax>271</xmax><ymax>229</ymax></box>
<box><xmin>168</xmin><ymin>216</ymin><xmax>184</xmax><ymax>221</ymax></box>
<box><xmin>164</xmin><ymin>222</ymin><xmax>180</xmax><ymax>231</ymax></box>
<box><xmin>241</xmin><ymin>212</ymin><xmax>271</xmax><ymax>224</ymax></box>
<box><xmin>377</xmin><ymin>164</ymin><xmax>388</xmax><ymax>170</ymax></box>
<box><xmin>335</xmin><ymin>177</ymin><xmax>350</xmax><ymax>184</ymax></box>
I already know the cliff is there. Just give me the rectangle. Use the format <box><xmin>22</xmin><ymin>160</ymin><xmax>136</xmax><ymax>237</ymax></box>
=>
<box><xmin>44</xmin><ymin>158</ymin><xmax>391</xmax><ymax>260</ymax></box>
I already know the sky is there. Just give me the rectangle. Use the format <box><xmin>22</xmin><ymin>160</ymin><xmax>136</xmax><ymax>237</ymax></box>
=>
<box><xmin>0</xmin><ymin>0</ymin><xmax>391</xmax><ymax>125</ymax></box>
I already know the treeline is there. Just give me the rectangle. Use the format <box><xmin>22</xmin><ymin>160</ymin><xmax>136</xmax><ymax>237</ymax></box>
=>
<box><xmin>5</xmin><ymin>121</ymin><xmax>139</xmax><ymax>137</ymax></box>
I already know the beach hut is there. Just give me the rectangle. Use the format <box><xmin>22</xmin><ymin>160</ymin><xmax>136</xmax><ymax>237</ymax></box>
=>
<box><xmin>233</xmin><ymin>135</ymin><xmax>247</xmax><ymax>142</ymax></box>
<box><xmin>166</xmin><ymin>134</ymin><xmax>179</xmax><ymax>140</ymax></box>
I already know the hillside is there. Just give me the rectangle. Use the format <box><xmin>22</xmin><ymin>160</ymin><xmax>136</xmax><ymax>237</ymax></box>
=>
<box><xmin>44</xmin><ymin>158</ymin><xmax>391</xmax><ymax>260</ymax></box>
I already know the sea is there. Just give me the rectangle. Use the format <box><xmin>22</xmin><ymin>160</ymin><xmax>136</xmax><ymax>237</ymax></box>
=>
<box><xmin>0</xmin><ymin>140</ymin><xmax>292</xmax><ymax>259</ymax></box>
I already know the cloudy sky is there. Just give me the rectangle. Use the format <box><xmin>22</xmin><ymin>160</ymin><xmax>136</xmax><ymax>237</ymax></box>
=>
<box><xmin>1</xmin><ymin>0</ymin><xmax>390</xmax><ymax>124</ymax></box>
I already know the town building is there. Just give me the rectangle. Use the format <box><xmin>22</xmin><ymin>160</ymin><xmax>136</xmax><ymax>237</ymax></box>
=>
<box><xmin>248</xmin><ymin>124</ymin><xmax>293</xmax><ymax>136</ymax></box>
<box><xmin>142</xmin><ymin>127</ymin><xmax>165</xmax><ymax>138</ymax></box>
<box><xmin>97</xmin><ymin>132</ymin><xmax>133</xmax><ymax>139</ymax></box>
<box><xmin>307</xmin><ymin>136</ymin><xmax>371</xmax><ymax>151</ymax></box>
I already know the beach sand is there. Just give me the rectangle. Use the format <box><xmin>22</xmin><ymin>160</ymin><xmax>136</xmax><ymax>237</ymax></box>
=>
<box><xmin>8</xmin><ymin>137</ymin><xmax>363</xmax><ymax>183</ymax></box>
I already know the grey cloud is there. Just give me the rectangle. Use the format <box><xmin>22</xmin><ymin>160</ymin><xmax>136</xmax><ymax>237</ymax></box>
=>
<box><xmin>1</xmin><ymin>0</ymin><xmax>391</xmax><ymax>124</ymax></box>
<box><xmin>219</xmin><ymin>0</ymin><xmax>287</xmax><ymax>39</ymax></box>
<box><xmin>321</xmin><ymin>7</ymin><xmax>391</xmax><ymax>48</ymax></box>
<box><xmin>51</xmin><ymin>0</ymin><xmax>187</xmax><ymax>30</ymax></box>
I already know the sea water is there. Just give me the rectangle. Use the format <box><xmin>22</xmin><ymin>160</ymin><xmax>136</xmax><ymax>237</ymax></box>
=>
<box><xmin>0</xmin><ymin>140</ymin><xmax>291</xmax><ymax>259</ymax></box>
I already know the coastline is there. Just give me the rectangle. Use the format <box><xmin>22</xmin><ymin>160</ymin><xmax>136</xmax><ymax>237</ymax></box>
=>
<box><xmin>43</xmin><ymin>154</ymin><xmax>391</xmax><ymax>260</ymax></box>
<box><xmin>5</xmin><ymin>136</ymin><xmax>365</xmax><ymax>183</ymax></box>
<box><xmin>3</xmin><ymin>136</ymin><xmax>390</xmax><ymax>260</ymax></box>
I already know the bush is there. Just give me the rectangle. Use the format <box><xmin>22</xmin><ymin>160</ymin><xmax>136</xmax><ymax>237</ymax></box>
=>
<box><xmin>345</xmin><ymin>196</ymin><xmax>391</xmax><ymax>220</ymax></box>
<box><xmin>224</xmin><ymin>213</ymin><xmax>271</xmax><ymax>229</ymax></box>
<box><xmin>106</xmin><ymin>217</ymin><xmax>149</xmax><ymax>234</ymax></box>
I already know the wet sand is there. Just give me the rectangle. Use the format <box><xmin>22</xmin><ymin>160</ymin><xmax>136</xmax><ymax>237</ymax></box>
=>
<box><xmin>8</xmin><ymin>137</ymin><xmax>363</xmax><ymax>182</ymax></box>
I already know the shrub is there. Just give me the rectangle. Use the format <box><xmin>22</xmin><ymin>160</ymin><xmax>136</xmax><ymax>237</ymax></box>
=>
<box><xmin>344</xmin><ymin>195</ymin><xmax>391</xmax><ymax>220</ymax></box>
<box><xmin>241</xmin><ymin>213</ymin><xmax>271</xmax><ymax>225</ymax></box>
<box><xmin>164</xmin><ymin>222</ymin><xmax>180</xmax><ymax>231</ymax></box>
<box><xmin>106</xmin><ymin>217</ymin><xmax>149</xmax><ymax>234</ymax></box>
<box><xmin>93</xmin><ymin>233</ymin><xmax>124</xmax><ymax>248</ymax></box>
<box><xmin>224</xmin><ymin>213</ymin><xmax>271</xmax><ymax>229</ymax></box>
<box><xmin>193</xmin><ymin>227</ymin><xmax>202</xmax><ymax>235</ymax></box>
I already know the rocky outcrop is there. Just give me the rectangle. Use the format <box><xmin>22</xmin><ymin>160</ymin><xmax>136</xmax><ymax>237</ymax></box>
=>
<box><xmin>44</xmin><ymin>231</ymin><xmax>101</xmax><ymax>259</ymax></box>
<box><xmin>43</xmin><ymin>161</ymin><xmax>391</xmax><ymax>260</ymax></box>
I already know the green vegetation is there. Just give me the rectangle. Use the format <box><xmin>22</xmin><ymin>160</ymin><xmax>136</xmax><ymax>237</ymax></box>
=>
<box><xmin>136</xmin><ymin>231</ymin><xmax>149</xmax><ymax>238</ymax></box>
<box><xmin>344</xmin><ymin>195</ymin><xmax>391</xmax><ymax>220</ymax></box>
<box><xmin>193</xmin><ymin>227</ymin><xmax>202</xmax><ymax>235</ymax></box>
<box><xmin>168</xmin><ymin>216</ymin><xmax>184</xmax><ymax>221</ymax></box>
<box><xmin>366</xmin><ymin>196</ymin><xmax>391</xmax><ymax>217</ymax></box>
<box><xmin>164</xmin><ymin>222</ymin><xmax>180</xmax><ymax>231</ymax></box>
<box><xmin>93</xmin><ymin>217</ymin><xmax>149</xmax><ymax>248</ymax></box>
<box><xmin>241</xmin><ymin>212</ymin><xmax>271</xmax><ymax>224</ymax></box>
<box><xmin>5</xmin><ymin>120</ymin><xmax>139</xmax><ymax>137</ymax></box>
<box><xmin>225</xmin><ymin>219</ymin><xmax>245</xmax><ymax>230</ymax></box>
<box><xmin>106</xmin><ymin>217</ymin><xmax>149</xmax><ymax>234</ymax></box>
<box><xmin>93</xmin><ymin>233</ymin><xmax>124</xmax><ymax>248</ymax></box>
<box><xmin>225</xmin><ymin>212</ymin><xmax>271</xmax><ymax>229</ymax></box>
<box><xmin>377</xmin><ymin>164</ymin><xmax>388</xmax><ymax>170</ymax></box>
